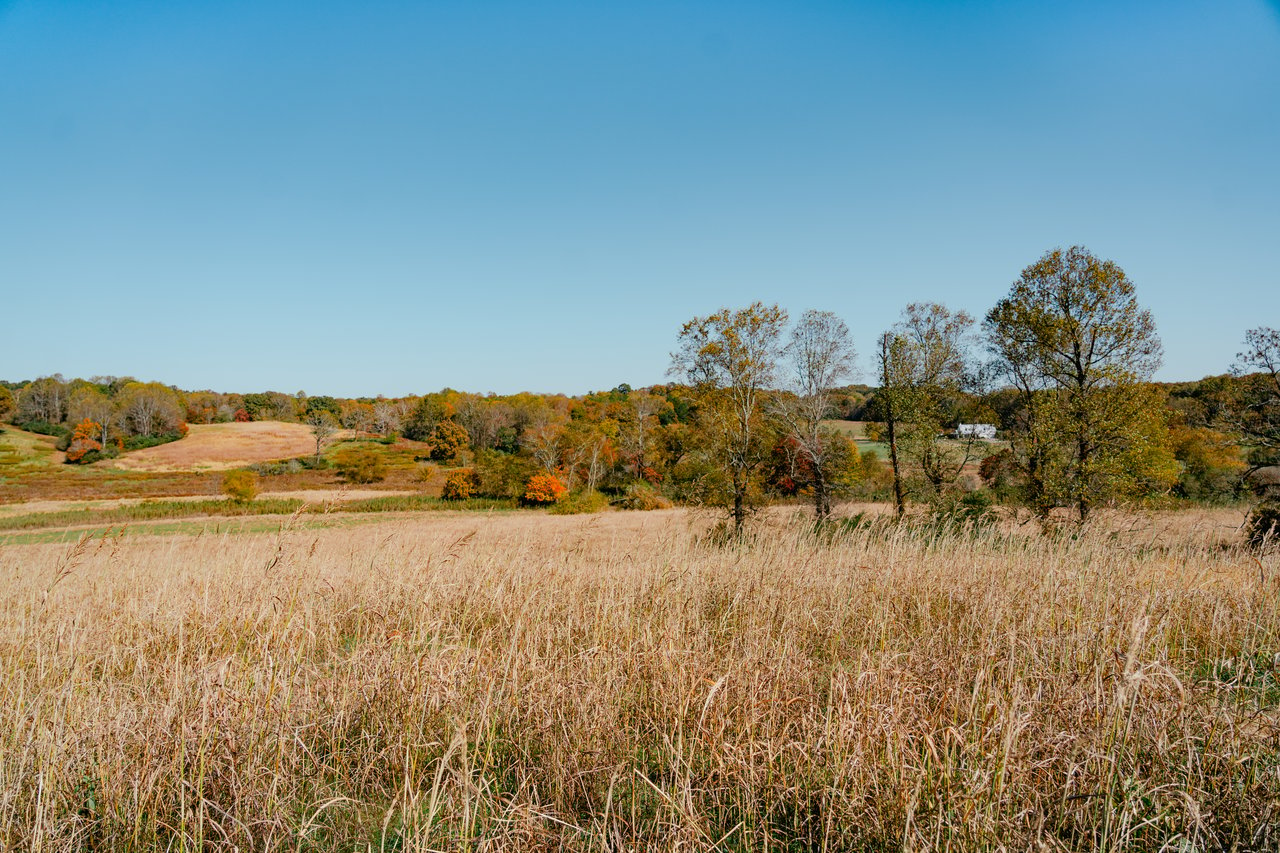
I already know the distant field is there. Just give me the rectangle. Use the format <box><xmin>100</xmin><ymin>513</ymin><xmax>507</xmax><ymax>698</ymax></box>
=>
<box><xmin>822</xmin><ymin>420</ymin><xmax>888</xmax><ymax>458</ymax></box>
<box><xmin>822</xmin><ymin>418</ymin><xmax>872</xmax><ymax>439</ymax></box>
<box><xmin>107</xmin><ymin>421</ymin><xmax>339</xmax><ymax>472</ymax></box>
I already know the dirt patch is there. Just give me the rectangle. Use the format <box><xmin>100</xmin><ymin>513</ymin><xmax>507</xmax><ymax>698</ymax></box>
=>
<box><xmin>107</xmin><ymin>422</ymin><xmax>343</xmax><ymax>473</ymax></box>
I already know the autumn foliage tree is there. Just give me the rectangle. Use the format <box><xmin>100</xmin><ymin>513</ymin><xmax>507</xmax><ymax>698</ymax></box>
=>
<box><xmin>523</xmin><ymin>473</ymin><xmax>567</xmax><ymax>505</ymax></box>
<box><xmin>773</xmin><ymin>310</ymin><xmax>858</xmax><ymax>519</ymax></box>
<box><xmin>442</xmin><ymin>468</ymin><xmax>480</xmax><ymax>500</ymax></box>
<box><xmin>985</xmin><ymin>246</ymin><xmax>1176</xmax><ymax>521</ymax></box>
<box><xmin>429</xmin><ymin>420</ymin><xmax>470</xmax><ymax>462</ymax></box>
<box><xmin>64</xmin><ymin>418</ymin><xmax>103</xmax><ymax>463</ymax></box>
<box><xmin>670</xmin><ymin>302</ymin><xmax>788</xmax><ymax>535</ymax></box>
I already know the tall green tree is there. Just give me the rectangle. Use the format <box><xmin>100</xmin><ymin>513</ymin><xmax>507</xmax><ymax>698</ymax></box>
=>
<box><xmin>985</xmin><ymin>246</ymin><xmax>1175</xmax><ymax>521</ymax></box>
<box><xmin>671</xmin><ymin>302</ymin><xmax>788</xmax><ymax>535</ymax></box>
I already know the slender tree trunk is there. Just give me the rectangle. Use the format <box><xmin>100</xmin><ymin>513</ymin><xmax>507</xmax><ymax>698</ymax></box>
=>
<box><xmin>732</xmin><ymin>469</ymin><xmax>746</xmax><ymax>535</ymax></box>
<box><xmin>886</xmin><ymin>413</ymin><xmax>905</xmax><ymax>517</ymax></box>
<box><xmin>1077</xmin><ymin>434</ymin><xmax>1092</xmax><ymax>522</ymax></box>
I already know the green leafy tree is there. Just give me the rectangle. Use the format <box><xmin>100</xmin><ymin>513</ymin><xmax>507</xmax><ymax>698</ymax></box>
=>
<box><xmin>0</xmin><ymin>386</ymin><xmax>13</xmax><ymax>423</ymax></box>
<box><xmin>985</xmin><ymin>246</ymin><xmax>1175</xmax><ymax>521</ymax></box>
<box><xmin>670</xmin><ymin>302</ymin><xmax>788</xmax><ymax>535</ymax></box>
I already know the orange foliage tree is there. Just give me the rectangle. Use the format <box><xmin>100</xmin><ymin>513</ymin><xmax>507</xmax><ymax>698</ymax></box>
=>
<box><xmin>65</xmin><ymin>418</ymin><xmax>103</xmax><ymax>463</ymax></box>
<box><xmin>523</xmin><ymin>473</ymin><xmax>567</xmax><ymax>505</ymax></box>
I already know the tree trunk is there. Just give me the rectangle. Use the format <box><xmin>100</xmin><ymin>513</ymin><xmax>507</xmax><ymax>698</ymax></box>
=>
<box><xmin>732</xmin><ymin>469</ymin><xmax>746</xmax><ymax>535</ymax></box>
<box><xmin>886</xmin><ymin>414</ymin><xmax>905</xmax><ymax>517</ymax></box>
<box><xmin>813</xmin><ymin>469</ymin><xmax>830</xmax><ymax>520</ymax></box>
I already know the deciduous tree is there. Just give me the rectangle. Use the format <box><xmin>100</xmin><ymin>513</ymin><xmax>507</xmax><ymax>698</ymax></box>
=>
<box><xmin>15</xmin><ymin>375</ymin><xmax>69</xmax><ymax>425</ymax></box>
<box><xmin>1231</xmin><ymin>326</ymin><xmax>1280</xmax><ymax>466</ymax></box>
<box><xmin>773</xmin><ymin>310</ymin><xmax>857</xmax><ymax>519</ymax></box>
<box><xmin>985</xmin><ymin>246</ymin><xmax>1174</xmax><ymax>521</ymax></box>
<box><xmin>874</xmin><ymin>303</ymin><xmax>975</xmax><ymax>515</ymax></box>
<box><xmin>115</xmin><ymin>382</ymin><xmax>184</xmax><ymax>437</ymax></box>
<box><xmin>307</xmin><ymin>411</ymin><xmax>339</xmax><ymax>462</ymax></box>
<box><xmin>670</xmin><ymin>302</ymin><xmax>788</xmax><ymax>535</ymax></box>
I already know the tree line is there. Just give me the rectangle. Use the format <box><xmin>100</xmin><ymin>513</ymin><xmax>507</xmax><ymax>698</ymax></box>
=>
<box><xmin>3</xmin><ymin>246</ymin><xmax>1277</xmax><ymax>540</ymax></box>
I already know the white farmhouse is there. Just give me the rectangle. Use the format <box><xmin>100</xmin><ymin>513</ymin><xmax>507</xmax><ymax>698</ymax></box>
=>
<box><xmin>955</xmin><ymin>423</ymin><xmax>997</xmax><ymax>440</ymax></box>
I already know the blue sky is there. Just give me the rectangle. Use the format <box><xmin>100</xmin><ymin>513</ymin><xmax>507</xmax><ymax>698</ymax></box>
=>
<box><xmin>2</xmin><ymin>0</ymin><xmax>1277</xmax><ymax>396</ymax></box>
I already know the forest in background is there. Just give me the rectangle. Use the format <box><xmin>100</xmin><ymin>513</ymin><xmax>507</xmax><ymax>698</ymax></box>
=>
<box><xmin>2</xmin><ymin>247</ymin><xmax>1278</xmax><ymax>542</ymax></box>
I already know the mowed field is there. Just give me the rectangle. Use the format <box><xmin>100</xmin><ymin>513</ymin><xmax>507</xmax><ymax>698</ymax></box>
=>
<box><xmin>2</xmin><ymin>505</ymin><xmax>1277</xmax><ymax>851</ymax></box>
<box><xmin>107</xmin><ymin>421</ymin><xmax>334</xmax><ymax>472</ymax></box>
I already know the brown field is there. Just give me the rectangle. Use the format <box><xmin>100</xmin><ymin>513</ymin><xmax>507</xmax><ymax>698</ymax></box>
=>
<box><xmin>106</xmin><ymin>421</ymin><xmax>339</xmax><ymax>472</ymax></box>
<box><xmin>2</xmin><ymin>505</ymin><xmax>1278</xmax><ymax>851</ymax></box>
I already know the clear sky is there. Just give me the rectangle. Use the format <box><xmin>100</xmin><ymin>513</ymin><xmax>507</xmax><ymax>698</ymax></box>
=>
<box><xmin>2</xmin><ymin>0</ymin><xmax>1277</xmax><ymax>396</ymax></box>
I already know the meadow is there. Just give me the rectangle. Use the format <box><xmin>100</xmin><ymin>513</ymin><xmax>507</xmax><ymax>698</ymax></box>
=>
<box><xmin>2</xmin><ymin>504</ymin><xmax>1277</xmax><ymax>851</ymax></box>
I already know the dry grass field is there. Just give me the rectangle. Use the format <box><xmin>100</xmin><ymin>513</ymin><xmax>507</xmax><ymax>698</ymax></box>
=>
<box><xmin>107</xmin><ymin>422</ymin><xmax>336</xmax><ymax>472</ymax></box>
<box><xmin>2</xmin><ymin>506</ymin><xmax>1278</xmax><ymax>851</ymax></box>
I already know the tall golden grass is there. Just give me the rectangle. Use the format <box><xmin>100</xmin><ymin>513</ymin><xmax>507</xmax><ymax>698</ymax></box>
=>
<box><xmin>1</xmin><ymin>506</ymin><xmax>1277</xmax><ymax>851</ymax></box>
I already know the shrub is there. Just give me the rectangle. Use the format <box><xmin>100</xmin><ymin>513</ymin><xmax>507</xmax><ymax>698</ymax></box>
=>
<box><xmin>1246</xmin><ymin>500</ymin><xmax>1280</xmax><ymax>550</ymax></box>
<box><xmin>523</xmin><ymin>473</ymin><xmax>567</xmax><ymax>505</ymax></box>
<box><xmin>333</xmin><ymin>448</ymin><xmax>387</xmax><ymax>484</ymax></box>
<box><xmin>442</xmin><ymin>469</ymin><xmax>480</xmax><ymax>501</ymax></box>
<box><xmin>429</xmin><ymin>420</ymin><xmax>470</xmax><ymax>462</ymax></box>
<box><xmin>16</xmin><ymin>420</ymin><xmax>69</xmax><ymax>439</ymax></box>
<box><xmin>222</xmin><ymin>470</ymin><xmax>259</xmax><ymax>503</ymax></box>
<box><xmin>121</xmin><ymin>430</ymin><xmax>187</xmax><ymax>451</ymax></box>
<box><xmin>475</xmin><ymin>449</ymin><xmax>536</xmax><ymax>499</ymax></box>
<box><xmin>549</xmin><ymin>489</ymin><xmax>609</xmax><ymax>515</ymax></box>
<box><xmin>233</xmin><ymin>408</ymin><xmax>251</xmax><ymax>423</ymax></box>
<box><xmin>613</xmin><ymin>482</ymin><xmax>673</xmax><ymax>511</ymax></box>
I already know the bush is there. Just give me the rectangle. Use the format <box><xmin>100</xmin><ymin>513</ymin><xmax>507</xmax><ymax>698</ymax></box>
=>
<box><xmin>475</xmin><ymin>449</ymin><xmax>536</xmax><ymax>499</ymax></box>
<box><xmin>612</xmin><ymin>482</ymin><xmax>673</xmax><ymax>511</ymax></box>
<box><xmin>442</xmin><ymin>468</ymin><xmax>480</xmax><ymax>501</ymax></box>
<box><xmin>1246</xmin><ymin>501</ymin><xmax>1280</xmax><ymax>550</ymax></box>
<box><xmin>523</xmin><ymin>473</ymin><xmax>567</xmax><ymax>505</ymax></box>
<box><xmin>121</xmin><ymin>430</ymin><xmax>187</xmax><ymax>452</ymax></box>
<box><xmin>429</xmin><ymin>420</ymin><xmax>470</xmax><ymax>462</ymax></box>
<box><xmin>333</xmin><ymin>448</ymin><xmax>387</xmax><ymax>484</ymax></box>
<box><xmin>549</xmin><ymin>489</ymin><xmax>609</xmax><ymax>515</ymax></box>
<box><xmin>222</xmin><ymin>470</ymin><xmax>259</xmax><ymax>503</ymax></box>
<box><xmin>16</xmin><ymin>421</ymin><xmax>69</xmax><ymax>439</ymax></box>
